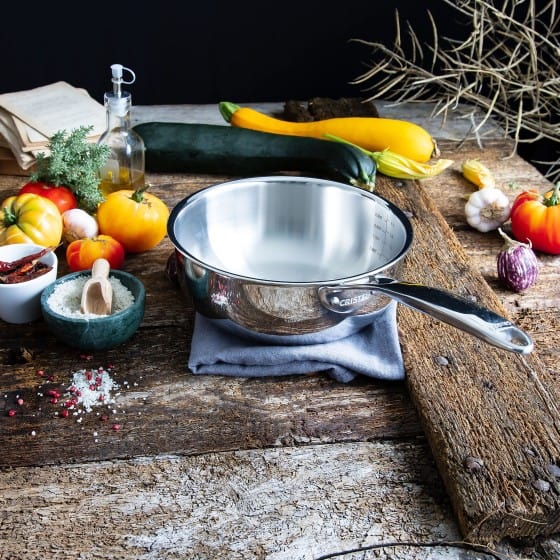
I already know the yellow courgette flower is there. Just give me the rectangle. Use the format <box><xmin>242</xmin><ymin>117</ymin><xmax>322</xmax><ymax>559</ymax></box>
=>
<box><xmin>371</xmin><ymin>149</ymin><xmax>453</xmax><ymax>180</ymax></box>
<box><xmin>324</xmin><ymin>134</ymin><xmax>453</xmax><ymax>180</ymax></box>
<box><xmin>462</xmin><ymin>159</ymin><xmax>496</xmax><ymax>189</ymax></box>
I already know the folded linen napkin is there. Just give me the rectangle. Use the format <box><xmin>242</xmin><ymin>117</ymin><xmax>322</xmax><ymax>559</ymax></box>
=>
<box><xmin>188</xmin><ymin>301</ymin><xmax>404</xmax><ymax>383</ymax></box>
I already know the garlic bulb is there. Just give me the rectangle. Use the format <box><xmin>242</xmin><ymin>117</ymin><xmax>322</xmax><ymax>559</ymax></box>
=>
<box><xmin>465</xmin><ymin>187</ymin><xmax>511</xmax><ymax>232</ymax></box>
<box><xmin>62</xmin><ymin>208</ymin><xmax>99</xmax><ymax>243</ymax></box>
<box><xmin>497</xmin><ymin>228</ymin><xmax>539</xmax><ymax>292</ymax></box>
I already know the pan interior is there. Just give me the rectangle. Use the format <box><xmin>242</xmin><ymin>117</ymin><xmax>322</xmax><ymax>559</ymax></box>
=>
<box><xmin>171</xmin><ymin>177</ymin><xmax>411</xmax><ymax>283</ymax></box>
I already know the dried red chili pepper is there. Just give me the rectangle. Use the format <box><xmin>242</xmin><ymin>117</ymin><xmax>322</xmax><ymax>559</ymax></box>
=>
<box><xmin>0</xmin><ymin>262</ymin><xmax>52</xmax><ymax>284</ymax></box>
<box><xmin>0</xmin><ymin>246</ymin><xmax>56</xmax><ymax>284</ymax></box>
<box><xmin>0</xmin><ymin>246</ymin><xmax>54</xmax><ymax>273</ymax></box>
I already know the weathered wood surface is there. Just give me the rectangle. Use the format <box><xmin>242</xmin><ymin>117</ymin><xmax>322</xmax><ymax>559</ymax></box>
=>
<box><xmin>0</xmin><ymin>442</ymin><xmax>495</xmax><ymax>560</ymax></box>
<box><xmin>1</xmin><ymin>103</ymin><xmax>559</xmax><ymax>559</ymax></box>
<box><xmin>387</xmin><ymin>169</ymin><xmax>560</xmax><ymax>543</ymax></box>
<box><xmin>0</xmin><ymin>172</ymin><xmax>420</xmax><ymax>469</ymax></box>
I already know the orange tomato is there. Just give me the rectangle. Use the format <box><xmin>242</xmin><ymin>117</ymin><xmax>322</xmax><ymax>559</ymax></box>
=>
<box><xmin>97</xmin><ymin>186</ymin><xmax>169</xmax><ymax>253</ymax></box>
<box><xmin>66</xmin><ymin>235</ymin><xmax>126</xmax><ymax>271</ymax></box>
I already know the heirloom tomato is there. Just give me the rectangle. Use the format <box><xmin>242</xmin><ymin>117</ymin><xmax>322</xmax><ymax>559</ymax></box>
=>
<box><xmin>509</xmin><ymin>182</ymin><xmax>560</xmax><ymax>255</ymax></box>
<box><xmin>18</xmin><ymin>182</ymin><xmax>78</xmax><ymax>214</ymax></box>
<box><xmin>97</xmin><ymin>186</ymin><xmax>169</xmax><ymax>253</ymax></box>
<box><xmin>66</xmin><ymin>234</ymin><xmax>125</xmax><ymax>271</ymax></box>
<box><xmin>0</xmin><ymin>193</ymin><xmax>63</xmax><ymax>247</ymax></box>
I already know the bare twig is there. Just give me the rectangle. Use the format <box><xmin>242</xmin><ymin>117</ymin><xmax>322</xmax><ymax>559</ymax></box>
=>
<box><xmin>352</xmin><ymin>0</ymin><xmax>560</xmax><ymax>179</ymax></box>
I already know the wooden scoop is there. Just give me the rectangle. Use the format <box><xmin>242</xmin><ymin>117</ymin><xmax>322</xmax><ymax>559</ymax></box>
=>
<box><xmin>80</xmin><ymin>258</ymin><xmax>113</xmax><ymax>315</ymax></box>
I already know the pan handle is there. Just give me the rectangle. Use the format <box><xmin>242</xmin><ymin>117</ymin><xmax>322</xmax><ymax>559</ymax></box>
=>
<box><xmin>318</xmin><ymin>277</ymin><xmax>534</xmax><ymax>355</ymax></box>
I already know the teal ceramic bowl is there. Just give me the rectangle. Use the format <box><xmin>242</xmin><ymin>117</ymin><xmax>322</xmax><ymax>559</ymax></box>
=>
<box><xmin>40</xmin><ymin>269</ymin><xmax>145</xmax><ymax>351</ymax></box>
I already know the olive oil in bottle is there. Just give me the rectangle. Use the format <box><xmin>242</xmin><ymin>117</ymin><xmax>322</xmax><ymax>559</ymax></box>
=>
<box><xmin>97</xmin><ymin>64</ymin><xmax>145</xmax><ymax>197</ymax></box>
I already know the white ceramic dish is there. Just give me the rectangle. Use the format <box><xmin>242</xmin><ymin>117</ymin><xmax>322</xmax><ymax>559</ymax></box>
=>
<box><xmin>0</xmin><ymin>243</ymin><xmax>58</xmax><ymax>324</ymax></box>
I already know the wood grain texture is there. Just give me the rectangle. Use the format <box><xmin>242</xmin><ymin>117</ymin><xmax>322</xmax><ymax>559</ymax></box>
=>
<box><xmin>389</xmin><ymin>139</ymin><xmax>560</xmax><ymax>543</ymax></box>
<box><xmin>0</xmin><ymin>442</ymin><xmax>538</xmax><ymax>560</ymax></box>
<box><xmin>377</xmin><ymin>174</ymin><xmax>560</xmax><ymax>542</ymax></box>
<box><xmin>1</xmin><ymin>104</ymin><xmax>560</xmax><ymax>556</ymax></box>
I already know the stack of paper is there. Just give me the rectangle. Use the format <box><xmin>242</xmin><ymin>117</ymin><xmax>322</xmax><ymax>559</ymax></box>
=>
<box><xmin>0</xmin><ymin>81</ymin><xmax>106</xmax><ymax>173</ymax></box>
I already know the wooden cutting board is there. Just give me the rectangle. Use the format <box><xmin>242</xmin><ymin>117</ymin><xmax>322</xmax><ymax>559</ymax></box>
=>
<box><xmin>0</xmin><ymin>165</ymin><xmax>558</xmax><ymax>545</ymax></box>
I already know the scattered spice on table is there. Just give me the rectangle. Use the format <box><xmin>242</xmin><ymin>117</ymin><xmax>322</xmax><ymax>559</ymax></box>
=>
<box><xmin>9</xmin><ymin>363</ymin><xmax>145</xmax><ymax>442</ymax></box>
<box><xmin>64</xmin><ymin>366</ymin><xmax>120</xmax><ymax>412</ymax></box>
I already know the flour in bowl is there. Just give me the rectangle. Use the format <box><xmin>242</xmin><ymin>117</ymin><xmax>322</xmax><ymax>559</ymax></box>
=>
<box><xmin>47</xmin><ymin>276</ymin><xmax>135</xmax><ymax>318</ymax></box>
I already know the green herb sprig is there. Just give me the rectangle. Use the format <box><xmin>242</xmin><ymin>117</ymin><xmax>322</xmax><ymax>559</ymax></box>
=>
<box><xmin>31</xmin><ymin>125</ymin><xmax>110</xmax><ymax>213</ymax></box>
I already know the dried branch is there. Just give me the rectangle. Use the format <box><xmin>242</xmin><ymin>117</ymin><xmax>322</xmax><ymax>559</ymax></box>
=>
<box><xmin>352</xmin><ymin>0</ymin><xmax>560</xmax><ymax>181</ymax></box>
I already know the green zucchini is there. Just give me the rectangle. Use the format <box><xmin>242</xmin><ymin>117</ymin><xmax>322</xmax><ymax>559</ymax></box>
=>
<box><xmin>133</xmin><ymin>122</ymin><xmax>376</xmax><ymax>190</ymax></box>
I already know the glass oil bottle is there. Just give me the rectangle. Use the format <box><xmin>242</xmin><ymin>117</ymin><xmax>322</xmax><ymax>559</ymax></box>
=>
<box><xmin>97</xmin><ymin>64</ymin><xmax>145</xmax><ymax>197</ymax></box>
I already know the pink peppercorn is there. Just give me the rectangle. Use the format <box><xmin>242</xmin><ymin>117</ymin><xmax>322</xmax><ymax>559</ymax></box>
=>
<box><xmin>112</xmin><ymin>423</ymin><xmax>121</xmax><ymax>431</ymax></box>
<box><xmin>7</xmin><ymin>409</ymin><xmax>16</xmax><ymax>417</ymax></box>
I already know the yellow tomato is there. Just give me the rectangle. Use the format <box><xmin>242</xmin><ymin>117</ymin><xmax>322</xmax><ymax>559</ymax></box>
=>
<box><xmin>0</xmin><ymin>193</ymin><xmax>63</xmax><ymax>247</ymax></box>
<box><xmin>97</xmin><ymin>186</ymin><xmax>169</xmax><ymax>253</ymax></box>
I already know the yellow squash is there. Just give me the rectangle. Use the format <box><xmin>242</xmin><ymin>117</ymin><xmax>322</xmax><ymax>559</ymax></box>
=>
<box><xmin>219</xmin><ymin>101</ymin><xmax>438</xmax><ymax>163</ymax></box>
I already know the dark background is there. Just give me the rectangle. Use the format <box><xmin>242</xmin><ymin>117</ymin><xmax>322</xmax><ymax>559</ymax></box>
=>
<box><xmin>1</xmin><ymin>1</ymin><xmax>463</xmax><ymax>105</ymax></box>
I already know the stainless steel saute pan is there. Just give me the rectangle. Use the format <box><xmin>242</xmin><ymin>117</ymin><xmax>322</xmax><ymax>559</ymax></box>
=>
<box><xmin>167</xmin><ymin>176</ymin><xmax>533</xmax><ymax>354</ymax></box>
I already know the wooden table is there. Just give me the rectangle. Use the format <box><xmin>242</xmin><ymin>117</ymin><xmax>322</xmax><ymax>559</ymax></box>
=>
<box><xmin>1</xmin><ymin>102</ymin><xmax>559</xmax><ymax>560</ymax></box>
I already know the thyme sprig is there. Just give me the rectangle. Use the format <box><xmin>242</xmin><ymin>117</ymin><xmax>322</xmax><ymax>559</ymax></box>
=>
<box><xmin>31</xmin><ymin>125</ymin><xmax>110</xmax><ymax>213</ymax></box>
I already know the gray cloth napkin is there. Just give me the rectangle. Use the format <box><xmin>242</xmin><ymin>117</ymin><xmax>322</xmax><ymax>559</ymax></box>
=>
<box><xmin>188</xmin><ymin>301</ymin><xmax>405</xmax><ymax>383</ymax></box>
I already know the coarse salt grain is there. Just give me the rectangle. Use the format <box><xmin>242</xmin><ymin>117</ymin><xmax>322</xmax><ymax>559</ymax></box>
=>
<box><xmin>47</xmin><ymin>276</ymin><xmax>135</xmax><ymax>318</ymax></box>
<box><xmin>65</xmin><ymin>367</ymin><xmax>119</xmax><ymax>412</ymax></box>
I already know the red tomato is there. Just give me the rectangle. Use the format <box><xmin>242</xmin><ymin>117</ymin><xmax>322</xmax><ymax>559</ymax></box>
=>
<box><xmin>510</xmin><ymin>183</ymin><xmax>560</xmax><ymax>255</ymax></box>
<box><xmin>66</xmin><ymin>234</ymin><xmax>126</xmax><ymax>271</ymax></box>
<box><xmin>19</xmin><ymin>182</ymin><xmax>78</xmax><ymax>214</ymax></box>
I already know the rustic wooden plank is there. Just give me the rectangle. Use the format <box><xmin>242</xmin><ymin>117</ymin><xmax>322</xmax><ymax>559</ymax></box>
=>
<box><xmin>0</xmin><ymin>328</ymin><xmax>419</xmax><ymax>466</ymax></box>
<box><xmin>0</xmin><ymin>440</ymin><xmax>541</xmax><ymax>560</ymax></box>
<box><xmin>372</xmin><ymin>173</ymin><xmax>560</xmax><ymax>543</ymax></box>
<box><xmin>421</xmin><ymin>138</ymin><xmax>560</xmax><ymax>382</ymax></box>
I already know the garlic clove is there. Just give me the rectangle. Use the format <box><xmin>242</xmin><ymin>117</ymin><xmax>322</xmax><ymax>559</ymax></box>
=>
<box><xmin>62</xmin><ymin>208</ymin><xmax>99</xmax><ymax>243</ymax></box>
